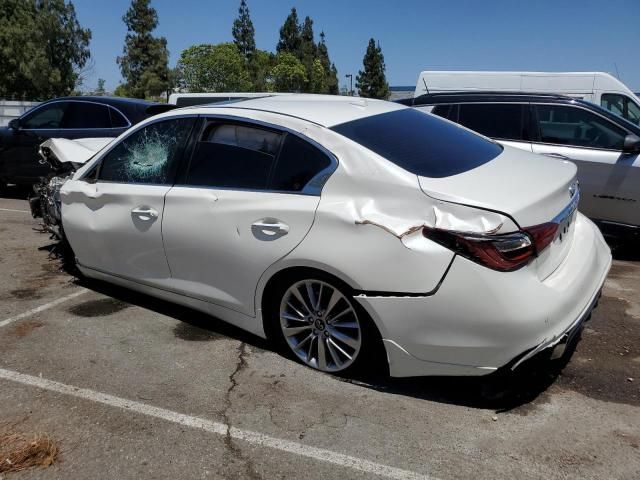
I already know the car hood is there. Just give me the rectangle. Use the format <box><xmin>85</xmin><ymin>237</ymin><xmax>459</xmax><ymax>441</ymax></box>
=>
<box><xmin>417</xmin><ymin>145</ymin><xmax>578</xmax><ymax>228</ymax></box>
<box><xmin>39</xmin><ymin>137</ymin><xmax>113</xmax><ymax>166</ymax></box>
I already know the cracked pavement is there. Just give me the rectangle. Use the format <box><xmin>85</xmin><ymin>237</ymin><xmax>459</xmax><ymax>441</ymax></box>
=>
<box><xmin>0</xmin><ymin>193</ymin><xmax>639</xmax><ymax>479</ymax></box>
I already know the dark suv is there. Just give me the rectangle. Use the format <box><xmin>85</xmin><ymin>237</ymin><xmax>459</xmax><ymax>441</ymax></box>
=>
<box><xmin>0</xmin><ymin>96</ymin><xmax>172</xmax><ymax>188</ymax></box>
<box><xmin>399</xmin><ymin>92</ymin><xmax>640</xmax><ymax>237</ymax></box>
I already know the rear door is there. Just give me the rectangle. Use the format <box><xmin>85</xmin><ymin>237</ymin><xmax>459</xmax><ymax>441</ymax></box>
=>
<box><xmin>531</xmin><ymin>103</ymin><xmax>639</xmax><ymax>226</ymax></box>
<box><xmin>62</xmin><ymin>117</ymin><xmax>196</xmax><ymax>282</ymax></box>
<box><xmin>162</xmin><ymin>118</ymin><xmax>334</xmax><ymax>316</ymax></box>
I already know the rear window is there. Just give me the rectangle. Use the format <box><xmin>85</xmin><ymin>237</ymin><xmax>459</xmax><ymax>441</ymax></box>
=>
<box><xmin>330</xmin><ymin>108</ymin><xmax>502</xmax><ymax>178</ymax></box>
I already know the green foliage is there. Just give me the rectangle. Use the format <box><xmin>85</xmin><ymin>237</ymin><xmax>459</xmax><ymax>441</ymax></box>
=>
<box><xmin>177</xmin><ymin>43</ymin><xmax>252</xmax><ymax>92</ymax></box>
<box><xmin>95</xmin><ymin>78</ymin><xmax>106</xmax><ymax>95</ymax></box>
<box><xmin>113</xmin><ymin>84</ymin><xmax>129</xmax><ymax>97</ymax></box>
<box><xmin>0</xmin><ymin>0</ymin><xmax>91</xmax><ymax>100</ymax></box>
<box><xmin>309</xmin><ymin>59</ymin><xmax>326</xmax><ymax>93</ymax></box>
<box><xmin>356</xmin><ymin>38</ymin><xmax>389</xmax><ymax>99</ymax></box>
<box><xmin>117</xmin><ymin>0</ymin><xmax>169</xmax><ymax>99</ymax></box>
<box><xmin>248</xmin><ymin>49</ymin><xmax>275</xmax><ymax>92</ymax></box>
<box><xmin>232</xmin><ymin>0</ymin><xmax>255</xmax><ymax>60</ymax></box>
<box><xmin>317</xmin><ymin>32</ymin><xmax>338</xmax><ymax>94</ymax></box>
<box><xmin>271</xmin><ymin>52</ymin><xmax>307</xmax><ymax>92</ymax></box>
<box><xmin>276</xmin><ymin>7</ymin><xmax>301</xmax><ymax>54</ymax></box>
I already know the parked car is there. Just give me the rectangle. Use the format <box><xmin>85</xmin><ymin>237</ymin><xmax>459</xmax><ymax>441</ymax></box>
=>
<box><xmin>57</xmin><ymin>95</ymin><xmax>610</xmax><ymax>377</ymax></box>
<box><xmin>414</xmin><ymin>71</ymin><xmax>640</xmax><ymax>125</ymax></box>
<box><xmin>0</xmin><ymin>96</ymin><xmax>173</xmax><ymax>189</ymax></box>
<box><xmin>399</xmin><ymin>92</ymin><xmax>640</xmax><ymax>239</ymax></box>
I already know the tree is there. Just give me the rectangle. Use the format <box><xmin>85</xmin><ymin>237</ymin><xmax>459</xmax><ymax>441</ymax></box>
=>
<box><xmin>355</xmin><ymin>38</ymin><xmax>389</xmax><ymax>100</ymax></box>
<box><xmin>113</xmin><ymin>84</ymin><xmax>129</xmax><ymax>97</ymax></box>
<box><xmin>95</xmin><ymin>78</ymin><xmax>106</xmax><ymax>95</ymax></box>
<box><xmin>276</xmin><ymin>7</ymin><xmax>301</xmax><ymax>54</ymax></box>
<box><xmin>249</xmin><ymin>49</ymin><xmax>275</xmax><ymax>92</ymax></box>
<box><xmin>271</xmin><ymin>52</ymin><xmax>306</xmax><ymax>92</ymax></box>
<box><xmin>232</xmin><ymin>0</ymin><xmax>255</xmax><ymax>61</ymax></box>
<box><xmin>117</xmin><ymin>0</ymin><xmax>169</xmax><ymax>99</ymax></box>
<box><xmin>309</xmin><ymin>59</ymin><xmax>326</xmax><ymax>93</ymax></box>
<box><xmin>177</xmin><ymin>43</ymin><xmax>252</xmax><ymax>92</ymax></box>
<box><xmin>0</xmin><ymin>0</ymin><xmax>91</xmax><ymax>99</ymax></box>
<box><xmin>317</xmin><ymin>32</ymin><xmax>338</xmax><ymax>94</ymax></box>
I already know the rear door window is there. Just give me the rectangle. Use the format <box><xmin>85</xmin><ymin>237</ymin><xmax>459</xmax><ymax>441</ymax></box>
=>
<box><xmin>98</xmin><ymin>118</ymin><xmax>195</xmax><ymax>184</ymax></box>
<box><xmin>63</xmin><ymin>102</ymin><xmax>112</xmax><ymax>129</ymax></box>
<box><xmin>108</xmin><ymin>107</ymin><xmax>130</xmax><ymax>128</ymax></box>
<box><xmin>534</xmin><ymin>104</ymin><xmax>627</xmax><ymax>150</ymax></box>
<box><xmin>186</xmin><ymin>122</ymin><xmax>282</xmax><ymax>189</ymax></box>
<box><xmin>458</xmin><ymin>103</ymin><xmax>529</xmax><ymax>141</ymax></box>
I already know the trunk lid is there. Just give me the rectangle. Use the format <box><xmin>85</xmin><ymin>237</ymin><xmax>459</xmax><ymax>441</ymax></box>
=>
<box><xmin>419</xmin><ymin>145</ymin><xmax>579</xmax><ymax>279</ymax></box>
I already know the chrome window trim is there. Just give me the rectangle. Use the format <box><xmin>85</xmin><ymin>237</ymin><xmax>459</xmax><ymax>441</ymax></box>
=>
<box><xmin>19</xmin><ymin>99</ymin><xmax>132</xmax><ymax>131</ymax></box>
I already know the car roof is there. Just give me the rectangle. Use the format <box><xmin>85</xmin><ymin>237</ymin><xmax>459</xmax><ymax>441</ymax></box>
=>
<box><xmin>173</xmin><ymin>94</ymin><xmax>405</xmax><ymax>127</ymax></box>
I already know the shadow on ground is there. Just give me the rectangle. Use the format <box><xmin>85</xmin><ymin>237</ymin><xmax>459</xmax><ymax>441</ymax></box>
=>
<box><xmin>0</xmin><ymin>185</ymin><xmax>31</xmax><ymax>200</ymax></box>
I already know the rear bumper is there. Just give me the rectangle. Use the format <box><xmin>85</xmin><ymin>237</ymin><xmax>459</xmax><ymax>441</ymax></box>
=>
<box><xmin>355</xmin><ymin>212</ymin><xmax>612</xmax><ymax>377</ymax></box>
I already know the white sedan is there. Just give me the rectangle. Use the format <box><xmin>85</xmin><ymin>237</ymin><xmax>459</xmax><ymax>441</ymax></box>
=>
<box><xmin>59</xmin><ymin>94</ymin><xmax>611</xmax><ymax>377</ymax></box>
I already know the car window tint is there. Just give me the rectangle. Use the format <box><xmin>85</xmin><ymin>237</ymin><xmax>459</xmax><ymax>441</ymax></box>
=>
<box><xmin>331</xmin><ymin>108</ymin><xmax>502</xmax><ymax>178</ymax></box>
<box><xmin>108</xmin><ymin>107</ymin><xmax>129</xmax><ymax>128</ymax></box>
<box><xmin>431</xmin><ymin>104</ymin><xmax>457</xmax><ymax>121</ymax></box>
<box><xmin>63</xmin><ymin>102</ymin><xmax>112</xmax><ymax>129</ymax></box>
<box><xmin>98</xmin><ymin>118</ymin><xmax>194</xmax><ymax>184</ymax></box>
<box><xmin>21</xmin><ymin>102</ymin><xmax>67</xmax><ymax>129</ymax></box>
<box><xmin>601</xmin><ymin>94</ymin><xmax>625</xmax><ymax>117</ymax></box>
<box><xmin>186</xmin><ymin>122</ymin><xmax>281</xmax><ymax>189</ymax></box>
<box><xmin>458</xmin><ymin>104</ymin><xmax>529</xmax><ymax>141</ymax></box>
<box><xmin>535</xmin><ymin>105</ymin><xmax>626</xmax><ymax>150</ymax></box>
<box><xmin>271</xmin><ymin>134</ymin><xmax>332</xmax><ymax>192</ymax></box>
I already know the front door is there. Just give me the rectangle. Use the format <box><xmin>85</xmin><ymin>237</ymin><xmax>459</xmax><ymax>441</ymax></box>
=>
<box><xmin>62</xmin><ymin>117</ymin><xmax>196</xmax><ymax>282</ymax></box>
<box><xmin>531</xmin><ymin>104</ymin><xmax>640</xmax><ymax>227</ymax></box>
<box><xmin>163</xmin><ymin>119</ymin><xmax>334</xmax><ymax>316</ymax></box>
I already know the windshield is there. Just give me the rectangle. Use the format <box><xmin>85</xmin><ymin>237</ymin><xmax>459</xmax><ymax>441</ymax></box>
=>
<box><xmin>330</xmin><ymin>108</ymin><xmax>502</xmax><ymax>178</ymax></box>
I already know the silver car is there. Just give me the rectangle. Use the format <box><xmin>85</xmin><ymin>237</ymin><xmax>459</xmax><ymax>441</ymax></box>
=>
<box><xmin>403</xmin><ymin>92</ymin><xmax>640</xmax><ymax>239</ymax></box>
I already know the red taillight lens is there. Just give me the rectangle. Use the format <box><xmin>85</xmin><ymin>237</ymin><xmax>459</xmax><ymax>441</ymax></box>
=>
<box><xmin>423</xmin><ymin>227</ymin><xmax>535</xmax><ymax>272</ymax></box>
<box><xmin>524</xmin><ymin>222</ymin><xmax>559</xmax><ymax>254</ymax></box>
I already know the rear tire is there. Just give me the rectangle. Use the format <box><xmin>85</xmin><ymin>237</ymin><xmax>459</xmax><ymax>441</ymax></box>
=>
<box><xmin>266</xmin><ymin>271</ymin><xmax>385</xmax><ymax>377</ymax></box>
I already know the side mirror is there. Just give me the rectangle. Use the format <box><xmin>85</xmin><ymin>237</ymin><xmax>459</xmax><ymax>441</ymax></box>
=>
<box><xmin>7</xmin><ymin>118</ymin><xmax>21</xmax><ymax>130</ymax></box>
<box><xmin>623</xmin><ymin>134</ymin><xmax>640</xmax><ymax>153</ymax></box>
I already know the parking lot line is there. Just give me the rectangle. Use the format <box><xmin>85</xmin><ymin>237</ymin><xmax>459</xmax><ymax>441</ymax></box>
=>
<box><xmin>0</xmin><ymin>367</ymin><xmax>432</xmax><ymax>480</ymax></box>
<box><xmin>0</xmin><ymin>289</ymin><xmax>88</xmax><ymax>328</ymax></box>
<box><xmin>0</xmin><ymin>207</ymin><xmax>30</xmax><ymax>213</ymax></box>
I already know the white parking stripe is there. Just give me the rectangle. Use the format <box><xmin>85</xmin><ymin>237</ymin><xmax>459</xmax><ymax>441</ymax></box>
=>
<box><xmin>0</xmin><ymin>367</ymin><xmax>432</xmax><ymax>480</ymax></box>
<box><xmin>0</xmin><ymin>208</ymin><xmax>30</xmax><ymax>213</ymax></box>
<box><xmin>0</xmin><ymin>289</ymin><xmax>88</xmax><ymax>328</ymax></box>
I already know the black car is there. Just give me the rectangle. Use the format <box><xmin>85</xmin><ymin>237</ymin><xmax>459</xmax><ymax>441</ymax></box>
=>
<box><xmin>0</xmin><ymin>96</ymin><xmax>173</xmax><ymax>187</ymax></box>
<box><xmin>398</xmin><ymin>92</ymin><xmax>640</xmax><ymax>238</ymax></box>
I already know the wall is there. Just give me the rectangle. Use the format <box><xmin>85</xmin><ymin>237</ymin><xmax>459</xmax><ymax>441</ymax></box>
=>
<box><xmin>0</xmin><ymin>100</ymin><xmax>40</xmax><ymax>127</ymax></box>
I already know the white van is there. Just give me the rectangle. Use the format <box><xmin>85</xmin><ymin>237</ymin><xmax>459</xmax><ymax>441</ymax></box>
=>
<box><xmin>168</xmin><ymin>92</ymin><xmax>287</xmax><ymax>107</ymax></box>
<box><xmin>414</xmin><ymin>71</ymin><xmax>640</xmax><ymax>125</ymax></box>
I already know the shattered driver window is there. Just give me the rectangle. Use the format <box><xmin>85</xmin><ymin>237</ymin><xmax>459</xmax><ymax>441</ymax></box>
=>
<box><xmin>98</xmin><ymin>118</ymin><xmax>194</xmax><ymax>184</ymax></box>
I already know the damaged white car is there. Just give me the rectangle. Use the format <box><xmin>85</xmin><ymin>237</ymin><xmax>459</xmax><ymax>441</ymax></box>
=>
<box><xmin>56</xmin><ymin>95</ymin><xmax>611</xmax><ymax>377</ymax></box>
<box><xmin>30</xmin><ymin>137</ymin><xmax>112</xmax><ymax>240</ymax></box>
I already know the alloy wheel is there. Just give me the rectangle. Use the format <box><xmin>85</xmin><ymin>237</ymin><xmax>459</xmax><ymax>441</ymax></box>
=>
<box><xmin>279</xmin><ymin>279</ymin><xmax>362</xmax><ymax>372</ymax></box>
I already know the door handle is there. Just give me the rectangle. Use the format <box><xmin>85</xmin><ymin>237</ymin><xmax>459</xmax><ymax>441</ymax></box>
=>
<box><xmin>252</xmin><ymin>219</ymin><xmax>290</xmax><ymax>235</ymax></box>
<box><xmin>131</xmin><ymin>206</ymin><xmax>158</xmax><ymax>221</ymax></box>
<box><xmin>544</xmin><ymin>152</ymin><xmax>571</xmax><ymax>160</ymax></box>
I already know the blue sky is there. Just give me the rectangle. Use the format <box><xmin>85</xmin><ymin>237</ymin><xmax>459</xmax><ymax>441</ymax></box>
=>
<box><xmin>73</xmin><ymin>0</ymin><xmax>640</xmax><ymax>92</ymax></box>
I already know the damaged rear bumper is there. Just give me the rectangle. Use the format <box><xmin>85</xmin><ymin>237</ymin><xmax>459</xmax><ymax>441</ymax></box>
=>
<box><xmin>354</xmin><ymin>213</ymin><xmax>612</xmax><ymax>377</ymax></box>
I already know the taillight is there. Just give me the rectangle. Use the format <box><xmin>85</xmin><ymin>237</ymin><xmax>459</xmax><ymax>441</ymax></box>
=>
<box><xmin>423</xmin><ymin>227</ymin><xmax>535</xmax><ymax>272</ymax></box>
<box><xmin>524</xmin><ymin>222</ymin><xmax>558</xmax><ymax>254</ymax></box>
<box><xmin>423</xmin><ymin>219</ymin><xmax>562</xmax><ymax>272</ymax></box>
